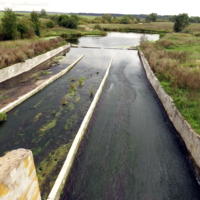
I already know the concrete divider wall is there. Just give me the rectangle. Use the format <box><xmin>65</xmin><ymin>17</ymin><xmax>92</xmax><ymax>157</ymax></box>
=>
<box><xmin>47</xmin><ymin>57</ymin><xmax>113</xmax><ymax>200</ymax></box>
<box><xmin>0</xmin><ymin>55</ymin><xmax>84</xmax><ymax>114</ymax></box>
<box><xmin>138</xmin><ymin>50</ymin><xmax>200</xmax><ymax>168</ymax></box>
<box><xmin>0</xmin><ymin>44</ymin><xmax>70</xmax><ymax>84</ymax></box>
<box><xmin>0</xmin><ymin>149</ymin><xmax>41</xmax><ymax>200</ymax></box>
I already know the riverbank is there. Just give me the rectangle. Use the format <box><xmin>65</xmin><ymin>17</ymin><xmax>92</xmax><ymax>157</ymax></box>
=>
<box><xmin>140</xmin><ymin>33</ymin><xmax>200</xmax><ymax>134</ymax></box>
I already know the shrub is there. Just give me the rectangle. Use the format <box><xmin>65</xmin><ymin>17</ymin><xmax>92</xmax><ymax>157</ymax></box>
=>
<box><xmin>94</xmin><ymin>24</ymin><xmax>102</xmax><ymax>30</ymax></box>
<box><xmin>46</xmin><ymin>20</ymin><xmax>55</xmax><ymax>28</ymax></box>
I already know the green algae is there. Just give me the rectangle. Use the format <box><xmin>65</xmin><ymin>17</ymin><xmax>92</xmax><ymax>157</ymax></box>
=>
<box><xmin>64</xmin><ymin>113</ymin><xmax>78</xmax><ymax>130</ymax></box>
<box><xmin>36</xmin><ymin>140</ymin><xmax>74</xmax><ymax>198</ymax></box>
<box><xmin>32</xmin><ymin>139</ymin><xmax>53</xmax><ymax>155</ymax></box>
<box><xmin>33</xmin><ymin>113</ymin><xmax>42</xmax><ymax>122</ymax></box>
<box><xmin>68</xmin><ymin>103</ymin><xmax>75</xmax><ymax>111</ymax></box>
<box><xmin>39</xmin><ymin>118</ymin><xmax>57</xmax><ymax>133</ymax></box>
<box><xmin>33</xmin><ymin>99</ymin><xmax>44</xmax><ymax>109</ymax></box>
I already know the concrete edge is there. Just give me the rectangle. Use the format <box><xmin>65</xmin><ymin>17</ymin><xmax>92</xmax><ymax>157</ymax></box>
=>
<box><xmin>138</xmin><ymin>50</ymin><xmax>200</xmax><ymax>168</ymax></box>
<box><xmin>47</xmin><ymin>57</ymin><xmax>113</xmax><ymax>200</ymax></box>
<box><xmin>0</xmin><ymin>55</ymin><xmax>85</xmax><ymax>114</ymax></box>
<box><xmin>0</xmin><ymin>43</ymin><xmax>70</xmax><ymax>83</ymax></box>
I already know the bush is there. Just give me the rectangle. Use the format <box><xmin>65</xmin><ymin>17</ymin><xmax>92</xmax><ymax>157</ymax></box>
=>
<box><xmin>46</xmin><ymin>20</ymin><xmax>55</xmax><ymax>28</ymax></box>
<box><xmin>94</xmin><ymin>24</ymin><xmax>102</xmax><ymax>30</ymax></box>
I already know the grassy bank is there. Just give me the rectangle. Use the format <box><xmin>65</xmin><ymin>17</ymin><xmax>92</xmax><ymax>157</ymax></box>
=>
<box><xmin>140</xmin><ymin>33</ymin><xmax>200</xmax><ymax>133</ymax></box>
<box><xmin>41</xmin><ymin>27</ymin><xmax>107</xmax><ymax>38</ymax></box>
<box><xmin>85</xmin><ymin>22</ymin><xmax>200</xmax><ymax>35</ymax></box>
<box><xmin>0</xmin><ymin>37</ymin><xmax>66</xmax><ymax>69</ymax></box>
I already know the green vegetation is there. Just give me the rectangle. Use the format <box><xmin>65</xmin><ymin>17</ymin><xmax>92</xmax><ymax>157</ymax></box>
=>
<box><xmin>62</xmin><ymin>98</ymin><xmax>67</xmax><ymax>105</ymax></box>
<box><xmin>174</xmin><ymin>13</ymin><xmax>190</xmax><ymax>32</ymax></box>
<box><xmin>140</xmin><ymin>33</ymin><xmax>200</xmax><ymax>133</ymax></box>
<box><xmin>0</xmin><ymin>37</ymin><xmax>66</xmax><ymax>69</ymax></box>
<box><xmin>1</xmin><ymin>8</ymin><xmax>18</xmax><ymax>40</ymax></box>
<box><xmin>89</xmin><ymin>89</ymin><xmax>94</xmax><ymax>97</ymax></box>
<box><xmin>78</xmin><ymin>77</ymin><xmax>85</xmax><ymax>87</ymax></box>
<box><xmin>0</xmin><ymin>112</ymin><xmax>7</xmax><ymax>122</ymax></box>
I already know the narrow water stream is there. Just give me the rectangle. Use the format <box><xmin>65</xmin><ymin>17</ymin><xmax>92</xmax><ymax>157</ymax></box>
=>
<box><xmin>61</xmin><ymin>50</ymin><xmax>200</xmax><ymax>200</ymax></box>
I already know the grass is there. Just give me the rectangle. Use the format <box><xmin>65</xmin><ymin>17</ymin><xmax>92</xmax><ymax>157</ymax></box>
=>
<box><xmin>0</xmin><ymin>112</ymin><xmax>7</xmax><ymax>122</ymax></box>
<box><xmin>41</xmin><ymin>26</ymin><xmax>107</xmax><ymax>38</ymax></box>
<box><xmin>85</xmin><ymin>22</ymin><xmax>174</xmax><ymax>33</ymax></box>
<box><xmin>84</xmin><ymin>22</ymin><xmax>200</xmax><ymax>35</ymax></box>
<box><xmin>140</xmin><ymin>32</ymin><xmax>200</xmax><ymax>134</ymax></box>
<box><xmin>0</xmin><ymin>37</ymin><xmax>66</xmax><ymax>69</ymax></box>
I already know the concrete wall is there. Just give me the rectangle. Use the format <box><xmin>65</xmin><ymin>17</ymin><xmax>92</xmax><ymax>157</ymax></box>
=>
<box><xmin>47</xmin><ymin>57</ymin><xmax>113</xmax><ymax>200</ymax></box>
<box><xmin>0</xmin><ymin>55</ymin><xmax>84</xmax><ymax>114</ymax></box>
<box><xmin>0</xmin><ymin>149</ymin><xmax>41</xmax><ymax>200</ymax></box>
<box><xmin>0</xmin><ymin>44</ymin><xmax>70</xmax><ymax>84</ymax></box>
<box><xmin>138</xmin><ymin>50</ymin><xmax>200</xmax><ymax>169</ymax></box>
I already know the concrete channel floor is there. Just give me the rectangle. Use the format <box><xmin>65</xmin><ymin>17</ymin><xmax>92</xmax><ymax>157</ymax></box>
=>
<box><xmin>61</xmin><ymin>50</ymin><xmax>200</xmax><ymax>200</ymax></box>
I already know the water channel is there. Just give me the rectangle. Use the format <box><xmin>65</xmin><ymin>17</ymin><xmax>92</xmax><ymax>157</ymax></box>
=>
<box><xmin>1</xmin><ymin>32</ymin><xmax>200</xmax><ymax>199</ymax></box>
<box><xmin>61</xmin><ymin>33</ymin><xmax>200</xmax><ymax>199</ymax></box>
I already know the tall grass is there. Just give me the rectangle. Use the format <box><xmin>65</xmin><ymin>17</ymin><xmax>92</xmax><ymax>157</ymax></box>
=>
<box><xmin>141</xmin><ymin>33</ymin><xmax>200</xmax><ymax>133</ymax></box>
<box><xmin>0</xmin><ymin>37</ymin><xmax>66</xmax><ymax>69</ymax></box>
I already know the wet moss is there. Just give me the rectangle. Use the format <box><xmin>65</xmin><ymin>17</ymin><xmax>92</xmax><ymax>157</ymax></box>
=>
<box><xmin>39</xmin><ymin>118</ymin><xmax>57</xmax><ymax>133</ymax></box>
<box><xmin>32</xmin><ymin>139</ymin><xmax>52</xmax><ymax>155</ymax></box>
<box><xmin>64</xmin><ymin>113</ymin><xmax>78</xmax><ymax>130</ymax></box>
<box><xmin>36</xmin><ymin>141</ymin><xmax>74</xmax><ymax>198</ymax></box>
<box><xmin>33</xmin><ymin>113</ymin><xmax>42</xmax><ymax>122</ymax></box>
<box><xmin>68</xmin><ymin>103</ymin><xmax>75</xmax><ymax>111</ymax></box>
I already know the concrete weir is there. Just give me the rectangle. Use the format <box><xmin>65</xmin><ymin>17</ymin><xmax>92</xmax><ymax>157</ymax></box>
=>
<box><xmin>47</xmin><ymin>57</ymin><xmax>113</xmax><ymax>200</ymax></box>
<box><xmin>0</xmin><ymin>44</ymin><xmax>70</xmax><ymax>84</ymax></box>
<box><xmin>138</xmin><ymin>50</ymin><xmax>200</xmax><ymax>170</ymax></box>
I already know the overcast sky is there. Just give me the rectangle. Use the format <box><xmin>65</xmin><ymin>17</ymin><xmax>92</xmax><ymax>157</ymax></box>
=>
<box><xmin>0</xmin><ymin>0</ymin><xmax>199</xmax><ymax>16</ymax></box>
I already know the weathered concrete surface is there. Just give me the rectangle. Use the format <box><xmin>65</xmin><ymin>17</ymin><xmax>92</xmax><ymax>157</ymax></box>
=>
<box><xmin>138</xmin><ymin>50</ymin><xmax>200</xmax><ymax>169</ymax></box>
<box><xmin>0</xmin><ymin>44</ymin><xmax>70</xmax><ymax>84</ymax></box>
<box><xmin>0</xmin><ymin>149</ymin><xmax>41</xmax><ymax>200</ymax></box>
<box><xmin>47</xmin><ymin>57</ymin><xmax>113</xmax><ymax>200</ymax></box>
<box><xmin>0</xmin><ymin>55</ymin><xmax>84</xmax><ymax>114</ymax></box>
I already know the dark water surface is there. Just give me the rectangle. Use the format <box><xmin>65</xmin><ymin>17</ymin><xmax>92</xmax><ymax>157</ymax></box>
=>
<box><xmin>61</xmin><ymin>50</ymin><xmax>200</xmax><ymax>200</ymax></box>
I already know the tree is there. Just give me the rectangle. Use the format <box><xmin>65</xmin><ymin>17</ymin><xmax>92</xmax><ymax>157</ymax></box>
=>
<box><xmin>30</xmin><ymin>11</ymin><xmax>41</xmax><ymax>36</ymax></box>
<box><xmin>145</xmin><ymin>13</ymin><xmax>158</xmax><ymax>23</ymax></box>
<box><xmin>149</xmin><ymin>13</ymin><xmax>158</xmax><ymax>22</ymax></box>
<box><xmin>145</xmin><ymin>15</ymin><xmax>152</xmax><ymax>23</ymax></box>
<box><xmin>1</xmin><ymin>8</ymin><xmax>18</xmax><ymax>40</ymax></box>
<box><xmin>174</xmin><ymin>13</ymin><xmax>190</xmax><ymax>32</ymax></box>
<box><xmin>40</xmin><ymin>9</ymin><xmax>47</xmax><ymax>18</ymax></box>
<box><xmin>102</xmin><ymin>13</ymin><xmax>112</xmax><ymax>23</ymax></box>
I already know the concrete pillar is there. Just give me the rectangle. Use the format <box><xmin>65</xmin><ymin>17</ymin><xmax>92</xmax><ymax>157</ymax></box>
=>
<box><xmin>0</xmin><ymin>149</ymin><xmax>41</xmax><ymax>200</ymax></box>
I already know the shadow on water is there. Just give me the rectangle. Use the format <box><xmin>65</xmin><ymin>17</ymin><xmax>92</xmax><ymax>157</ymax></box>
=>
<box><xmin>61</xmin><ymin>50</ymin><xmax>200</xmax><ymax>200</ymax></box>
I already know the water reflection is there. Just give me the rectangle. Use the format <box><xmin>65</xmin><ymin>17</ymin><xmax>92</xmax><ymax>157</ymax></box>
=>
<box><xmin>66</xmin><ymin>32</ymin><xmax>159</xmax><ymax>48</ymax></box>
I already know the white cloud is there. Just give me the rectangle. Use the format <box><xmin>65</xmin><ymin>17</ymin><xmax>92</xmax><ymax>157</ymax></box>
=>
<box><xmin>0</xmin><ymin>0</ymin><xmax>199</xmax><ymax>16</ymax></box>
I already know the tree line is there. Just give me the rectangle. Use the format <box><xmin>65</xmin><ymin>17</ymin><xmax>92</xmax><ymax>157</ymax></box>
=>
<box><xmin>0</xmin><ymin>8</ymin><xmax>79</xmax><ymax>40</ymax></box>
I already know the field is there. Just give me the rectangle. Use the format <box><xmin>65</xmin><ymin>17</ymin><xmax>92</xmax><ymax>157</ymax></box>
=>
<box><xmin>86</xmin><ymin>22</ymin><xmax>200</xmax><ymax>34</ymax></box>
